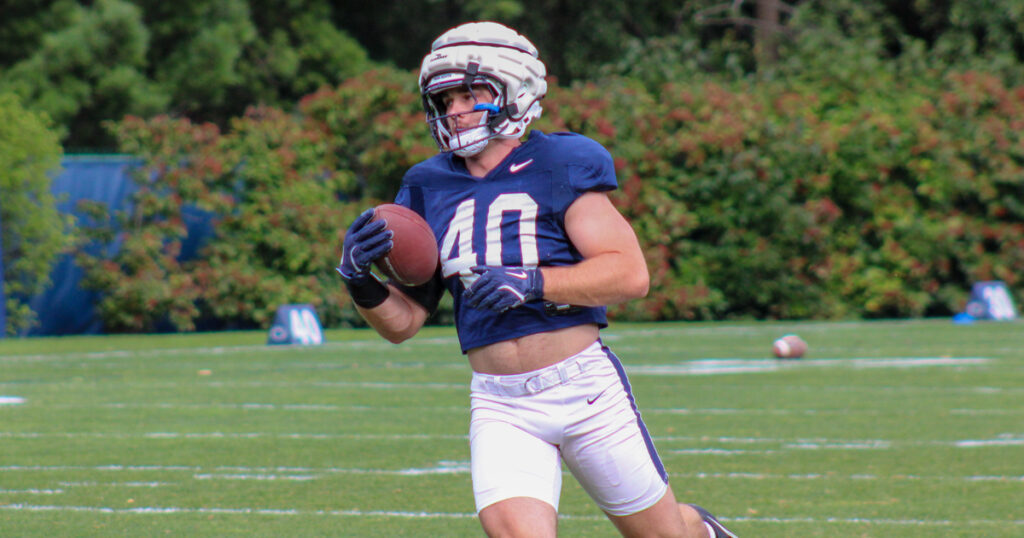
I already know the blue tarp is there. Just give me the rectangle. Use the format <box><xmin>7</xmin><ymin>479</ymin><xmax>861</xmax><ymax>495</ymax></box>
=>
<box><xmin>26</xmin><ymin>156</ymin><xmax>142</xmax><ymax>336</ymax></box>
<box><xmin>25</xmin><ymin>156</ymin><xmax>217</xmax><ymax>336</ymax></box>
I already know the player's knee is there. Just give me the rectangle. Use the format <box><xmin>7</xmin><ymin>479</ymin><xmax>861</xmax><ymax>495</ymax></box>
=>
<box><xmin>479</xmin><ymin>498</ymin><xmax>557</xmax><ymax>538</ymax></box>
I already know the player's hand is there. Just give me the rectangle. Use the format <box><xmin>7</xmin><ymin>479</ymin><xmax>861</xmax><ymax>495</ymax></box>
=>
<box><xmin>464</xmin><ymin>266</ymin><xmax>544</xmax><ymax>313</ymax></box>
<box><xmin>336</xmin><ymin>208</ymin><xmax>393</xmax><ymax>283</ymax></box>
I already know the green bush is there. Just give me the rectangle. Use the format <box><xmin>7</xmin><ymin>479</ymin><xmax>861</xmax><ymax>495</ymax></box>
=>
<box><xmin>0</xmin><ymin>93</ymin><xmax>73</xmax><ymax>335</ymax></box>
<box><xmin>81</xmin><ymin>64</ymin><xmax>1024</xmax><ymax>331</ymax></box>
<box><xmin>539</xmin><ymin>68</ymin><xmax>1024</xmax><ymax>321</ymax></box>
<box><xmin>77</xmin><ymin>111</ymin><xmax>356</xmax><ymax>332</ymax></box>
<box><xmin>76</xmin><ymin>67</ymin><xmax>430</xmax><ymax>332</ymax></box>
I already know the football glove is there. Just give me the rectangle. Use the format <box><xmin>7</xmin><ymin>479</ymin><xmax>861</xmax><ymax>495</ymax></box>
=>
<box><xmin>336</xmin><ymin>208</ymin><xmax>393</xmax><ymax>284</ymax></box>
<box><xmin>463</xmin><ymin>265</ymin><xmax>544</xmax><ymax>313</ymax></box>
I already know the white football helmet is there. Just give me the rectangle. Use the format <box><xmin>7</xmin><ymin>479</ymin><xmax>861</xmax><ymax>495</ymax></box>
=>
<box><xmin>419</xmin><ymin>22</ymin><xmax>547</xmax><ymax>157</ymax></box>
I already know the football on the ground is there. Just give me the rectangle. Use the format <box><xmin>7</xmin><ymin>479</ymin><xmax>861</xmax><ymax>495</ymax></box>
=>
<box><xmin>371</xmin><ymin>204</ymin><xmax>439</xmax><ymax>286</ymax></box>
<box><xmin>772</xmin><ymin>334</ymin><xmax>807</xmax><ymax>359</ymax></box>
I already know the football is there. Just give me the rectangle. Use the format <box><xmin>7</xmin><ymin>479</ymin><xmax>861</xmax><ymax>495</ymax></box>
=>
<box><xmin>772</xmin><ymin>334</ymin><xmax>807</xmax><ymax>359</ymax></box>
<box><xmin>371</xmin><ymin>204</ymin><xmax>439</xmax><ymax>286</ymax></box>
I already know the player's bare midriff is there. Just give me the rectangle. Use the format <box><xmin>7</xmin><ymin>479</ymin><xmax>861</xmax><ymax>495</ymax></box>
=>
<box><xmin>466</xmin><ymin>323</ymin><xmax>601</xmax><ymax>375</ymax></box>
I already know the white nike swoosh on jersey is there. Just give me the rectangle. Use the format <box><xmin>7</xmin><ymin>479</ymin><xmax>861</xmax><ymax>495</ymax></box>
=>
<box><xmin>509</xmin><ymin>159</ymin><xmax>534</xmax><ymax>173</ymax></box>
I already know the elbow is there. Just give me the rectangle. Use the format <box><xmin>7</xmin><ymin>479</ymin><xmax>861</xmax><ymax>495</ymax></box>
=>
<box><xmin>631</xmin><ymin>271</ymin><xmax>650</xmax><ymax>299</ymax></box>
<box><xmin>379</xmin><ymin>325</ymin><xmax>418</xmax><ymax>344</ymax></box>
<box><xmin>383</xmin><ymin>334</ymin><xmax>409</xmax><ymax>345</ymax></box>
<box><xmin>623</xmin><ymin>263</ymin><xmax>650</xmax><ymax>299</ymax></box>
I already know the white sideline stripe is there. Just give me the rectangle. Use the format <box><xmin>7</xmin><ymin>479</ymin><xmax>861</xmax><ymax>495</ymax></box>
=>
<box><xmin>0</xmin><ymin>338</ymin><xmax>461</xmax><ymax>363</ymax></box>
<box><xmin>38</xmin><ymin>402</ymin><xmax>1016</xmax><ymax>417</ymax></box>
<box><xmin>0</xmin><ymin>504</ymin><xmax>1020</xmax><ymax>527</ymax></box>
<box><xmin>955</xmin><ymin>438</ymin><xmax>1024</xmax><ymax>447</ymax></box>
<box><xmin>627</xmin><ymin>357</ymin><xmax>990</xmax><ymax>375</ymax></box>
<box><xmin>8</xmin><ymin>381</ymin><xmax>1020</xmax><ymax>395</ymax></box>
<box><xmin>208</xmin><ymin>381</ymin><xmax>468</xmax><ymax>390</ymax></box>
<box><xmin>0</xmin><ymin>432</ymin><xmax>466</xmax><ymax>441</ymax></box>
<box><xmin>81</xmin><ymin>402</ymin><xmax>466</xmax><ymax>413</ymax></box>
<box><xmin>671</xmin><ymin>471</ymin><xmax>1024</xmax><ymax>483</ymax></box>
<box><xmin>0</xmin><ymin>462</ymin><xmax>472</xmax><ymax>476</ymax></box>
<box><xmin>0</xmin><ymin>503</ymin><xmax>478</xmax><ymax>519</ymax></box>
<box><xmin>4</xmin><ymin>431</ymin><xmax>1023</xmax><ymax>448</ymax></box>
<box><xmin>0</xmin><ymin>380</ymin><xmax>468</xmax><ymax>390</ymax></box>
<box><xmin>3</xmin><ymin>463</ymin><xmax>1019</xmax><ymax>484</ymax></box>
<box><xmin>0</xmin><ymin>396</ymin><xmax>26</xmax><ymax>405</ymax></box>
<box><xmin>951</xmin><ymin>408</ymin><xmax>1024</xmax><ymax>415</ymax></box>
<box><xmin>0</xmin><ymin>489</ymin><xmax>63</xmax><ymax>495</ymax></box>
<box><xmin>58</xmin><ymin>481</ymin><xmax>172</xmax><ymax>488</ymax></box>
<box><xmin>195</xmin><ymin>474</ymin><xmax>319</xmax><ymax>482</ymax></box>
<box><xmin>727</xmin><ymin>515</ymin><xmax>1024</xmax><ymax>527</ymax></box>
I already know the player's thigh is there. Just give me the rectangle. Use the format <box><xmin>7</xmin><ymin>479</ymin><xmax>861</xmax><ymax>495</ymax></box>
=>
<box><xmin>470</xmin><ymin>417</ymin><xmax>563</xmax><ymax>513</ymax></box>
<box><xmin>561</xmin><ymin>367</ymin><xmax>670</xmax><ymax>516</ymax></box>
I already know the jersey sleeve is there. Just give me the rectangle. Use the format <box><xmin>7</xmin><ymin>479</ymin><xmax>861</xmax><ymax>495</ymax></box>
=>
<box><xmin>567</xmin><ymin>137</ymin><xmax>618</xmax><ymax>194</ymax></box>
<box><xmin>393</xmin><ymin>185</ymin><xmax>410</xmax><ymax>207</ymax></box>
<box><xmin>393</xmin><ymin>162</ymin><xmax>434</xmax><ymax>218</ymax></box>
<box><xmin>392</xmin><ymin>181</ymin><xmax>424</xmax><ymax>219</ymax></box>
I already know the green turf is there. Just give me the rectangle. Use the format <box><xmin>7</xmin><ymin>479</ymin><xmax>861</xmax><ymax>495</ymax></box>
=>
<box><xmin>1</xmin><ymin>319</ymin><xmax>1021</xmax><ymax>536</ymax></box>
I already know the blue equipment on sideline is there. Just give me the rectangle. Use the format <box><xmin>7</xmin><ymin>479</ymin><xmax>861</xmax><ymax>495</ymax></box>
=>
<box><xmin>267</xmin><ymin>304</ymin><xmax>324</xmax><ymax>346</ymax></box>
<box><xmin>964</xmin><ymin>281</ymin><xmax>1017</xmax><ymax>321</ymax></box>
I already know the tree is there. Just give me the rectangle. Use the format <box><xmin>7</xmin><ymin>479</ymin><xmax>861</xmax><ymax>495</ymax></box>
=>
<box><xmin>138</xmin><ymin>0</ymin><xmax>371</xmax><ymax>125</ymax></box>
<box><xmin>0</xmin><ymin>0</ymin><xmax>373</xmax><ymax>150</ymax></box>
<box><xmin>0</xmin><ymin>93</ymin><xmax>73</xmax><ymax>335</ymax></box>
<box><xmin>0</xmin><ymin>0</ymin><xmax>168</xmax><ymax>150</ymax></box>
<box><xmin>0</xmin><ymin>0</ymin><xmax>77</xmax><ymax>66</ymax></box>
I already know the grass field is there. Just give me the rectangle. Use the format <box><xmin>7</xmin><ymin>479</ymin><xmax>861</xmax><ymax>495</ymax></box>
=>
<box><xmin>1</xmin><ymin>319</ymin><xmax>1022</xmax><ymax>537</ymax></box>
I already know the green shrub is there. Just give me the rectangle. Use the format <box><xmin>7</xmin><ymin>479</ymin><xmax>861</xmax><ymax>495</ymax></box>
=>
<box><xmin>76</xmin><ymin>67</ymin><xmax>429</xmax><ymax>332</ymax></box>
<box><xmin>0</xmin><ymin>93</ymin><xmax>73</xmax><ymax>335</ymax></box>
<box><xmin>82</xmin><ymin>65</ymin><xmax>1024</xmax><ymax>330</ymax></box>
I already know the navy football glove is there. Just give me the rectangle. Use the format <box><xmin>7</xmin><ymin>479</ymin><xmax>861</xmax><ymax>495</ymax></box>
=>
<box><xmin>336</xmin><ymin>208</ymin><xmax>393</xmax><ymax>284</ymax></box>
<box><xmin>463</xmin><ymin>266</ymin><xmax>544</xmax><ymax>313</ymax></box>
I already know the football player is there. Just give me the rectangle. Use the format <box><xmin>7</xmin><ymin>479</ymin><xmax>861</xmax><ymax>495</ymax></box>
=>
<box><xmin>337</xmin><ymin>21</ymin><xmax>737</xmax><ymax>538</ymax></box>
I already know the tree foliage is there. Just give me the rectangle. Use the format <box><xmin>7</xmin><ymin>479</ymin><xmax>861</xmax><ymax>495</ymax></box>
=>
<box><xmin>0</xmin><ymin>0</ymin><xmax>167</xmax><ymax>149</ymax></box>
<box><xmin>76</xmin><ymin>51</ymin><xmax>1024</xmax><ymax>330</ymax></box>
<box><xmin>0</xmin><ymin>0</ymin><xmax>370</xmax><ymax>150</ymax></box>
<box><xmin>1</xmin><ymin>1</ymin><xmax>1022</xmax><ymax>149</ymax></box>
<box><xmin>0</xmin><ymin>93</ymin><xmax>73</xmax><ymax>335</ymax></box>
<box><xmin>74</xmin><ymin>69</ymin><xmax>430</xmax><ymax>332</ymax></box>
<box><xmin>6</xmin><ymin>0</ymin><xmax>1024</xmax><ymax>331</ymax></box>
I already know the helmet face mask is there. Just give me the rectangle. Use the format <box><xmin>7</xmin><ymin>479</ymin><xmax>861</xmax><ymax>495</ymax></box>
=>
<box><xmin>419</xmin><ymin>22</ymin><xmax>547</xmax><ymax>157</ymax></box>
<box><xmin>423</xmin><ymin>78</ymin><xmax>505</xmax><ymax>157</ymax></box>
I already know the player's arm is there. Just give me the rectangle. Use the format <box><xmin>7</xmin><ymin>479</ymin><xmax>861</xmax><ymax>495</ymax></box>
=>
<box><xmin>355</xmin><ymin>283</ymin><xmax>433</xmax><ymax>344</ymax></box>
<box><xmin>540</xmin><ymin>191</ymin><xmax>649</xmax><ymax>306</ymax></box>
<box><xmin>337</xmin><ymin>208</ymin><xmax>440</xmax><ymax>343</ymax></box>
<box><xmin>464</xmin><ymin>191</ymin><xmax>648</xmax><ymax>312</ymax></box>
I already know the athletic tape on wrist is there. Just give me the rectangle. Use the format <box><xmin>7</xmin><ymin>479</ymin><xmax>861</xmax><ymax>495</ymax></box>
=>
<box><xmin>344</xmin><ymin>275</ymin><xmax>390</xmax><ymax>308</ymax></box>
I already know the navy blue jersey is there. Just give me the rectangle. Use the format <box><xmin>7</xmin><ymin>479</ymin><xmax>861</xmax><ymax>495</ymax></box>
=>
<box><xmin>395</xmin><ymin>131</ymin><xmax>615</xmax><ymax>353</ymax></box>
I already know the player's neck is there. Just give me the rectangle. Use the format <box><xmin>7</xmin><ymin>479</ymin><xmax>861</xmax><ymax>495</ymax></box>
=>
<box><xmin>462</xmin><ymin>138</ymin><xmax>521</xmax><ymax>178</ymax></box>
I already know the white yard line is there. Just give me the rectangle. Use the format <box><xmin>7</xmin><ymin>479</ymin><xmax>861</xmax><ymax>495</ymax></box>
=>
<box><xmin>3</xmin><ymin>431</ymin><xmax>1023</xmax><ymax>448</ymax></box>
<box><xmin>44</xmin><ymin>402</ymin><xmax>468</xmax><ymax>413</ymax></box>
<box><xmin>0</xmin><ymin>337</ymin><xmax>462</xmax><ymax>363</ymax></box>
<box><xmin>0</xmin><ymin>431</ymin><xmax>467</xmax><ymax>441</ymax></box>
<box><xmin>627</xmin><ymin>357</ymin><xmax>991</xmax><ymax>375</ymax></box>
<box><xmin>2</xmin><ymin>462</ymin><xmax>1019</xmax><ymax>483</ymax></box>
<box><xmin>37</xmin><ymin>402</ymin><xmax>1020</xmax><ymax>417</ymax></box>
<box><xmin>0</xmin><ymin>503</ymin><xmax>1019</xmax><ymax>528</ymax></box>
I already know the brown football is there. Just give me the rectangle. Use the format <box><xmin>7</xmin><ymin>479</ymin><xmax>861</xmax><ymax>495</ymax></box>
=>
<box><xmin>772</xmin><ymin>334</ymin><xmax>808</xmax><ymax>359</ymax></box>
<box><xmin>371</xmin><ymin>204</ymin><xmax>439</xmax><ymax>286</ymax></box>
